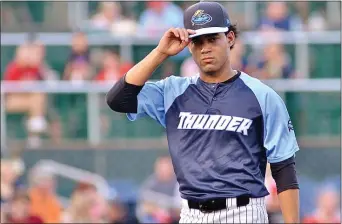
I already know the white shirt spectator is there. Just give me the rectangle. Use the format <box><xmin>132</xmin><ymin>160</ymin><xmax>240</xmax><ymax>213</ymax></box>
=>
<box><xmin>138</xmin><ymin>2</ymin><xmax>183</xmax><ymax>37</ymax></box>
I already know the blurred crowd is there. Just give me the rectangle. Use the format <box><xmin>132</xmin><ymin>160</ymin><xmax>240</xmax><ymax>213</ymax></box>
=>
<box><xmin>2</xmin><ymin>2</ymin><xmax>314</xmax><ymax>147</ymax></box>
<box><xmin>1</xmin><ymin>154</ymin><xmax>340</xmax><ymax>223</ymax></box>
<box><xmin>81</xmin><ymin>1</ymin><xmax>339</xmax><ymax>34</ymax></box>
<box><xmin>0</xmin><ymin>155</ymin><xmax>129</xmax><ymax>223</ymax></box>
<box><xmin>2</xmin><ymin>32</ymin><xmax>134</xmax><ymax>147</ymax></box>
<box><xmin>0</xmin><ymin>154</ymin><xmax>179</xmax><ymax>224</ymax></box>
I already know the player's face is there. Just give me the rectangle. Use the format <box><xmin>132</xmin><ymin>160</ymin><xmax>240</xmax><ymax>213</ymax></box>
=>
<box><xmin>189</xmin><ymin>32</ymin><xmax>233</xmax><ymax>75</ymax></box>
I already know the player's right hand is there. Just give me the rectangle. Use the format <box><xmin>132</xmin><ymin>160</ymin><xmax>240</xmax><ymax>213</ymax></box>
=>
<box><xmin>156</xmin><ymin>28</ymin><xmax>196</xmax><ymax>57</ymax></box>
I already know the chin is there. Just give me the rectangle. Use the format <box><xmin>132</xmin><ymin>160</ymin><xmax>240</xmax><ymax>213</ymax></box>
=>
<box><xmin>201</xmin><ymin>66</ymin><xmax>219</xmax><ymax>75</ymax></box>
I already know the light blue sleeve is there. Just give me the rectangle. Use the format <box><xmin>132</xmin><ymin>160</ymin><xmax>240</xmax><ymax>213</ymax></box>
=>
<box><xmin>127</xmin><ymin>76</ymin><xmax>197</xmax><ymax>128</ymax></box>
<box><xmin>262</xmin><ymin>89</ymin><xmax>300</xmax><ymax>163</ymax></box>
<box><xmin>240</xmin><ymin>74</ymin><xmax>300</xmax><ymax>163</ymax></box>
<box><xmin>127</xmin><ymin>79</ymin><xmax>166</xmax><ymax>127</ymax></box>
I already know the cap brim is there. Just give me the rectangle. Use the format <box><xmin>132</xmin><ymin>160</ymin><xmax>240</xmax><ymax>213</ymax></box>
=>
<box><xmin>189</xmin><ymin>27</ymin><xmax>229</xmax><ymax>38</ymax></box>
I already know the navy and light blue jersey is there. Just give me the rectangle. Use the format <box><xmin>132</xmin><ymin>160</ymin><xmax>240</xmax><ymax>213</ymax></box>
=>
<box><xmin>127</xmin><ymin>72</ymin><xmax>300</xmax><ymax>200</ymax></box>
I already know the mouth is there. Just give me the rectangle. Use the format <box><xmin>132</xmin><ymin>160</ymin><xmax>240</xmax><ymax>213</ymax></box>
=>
<box><xmin>201</xmin><ymin>57</ymin><xmax>214</xmax><ymax>63</ymax></box>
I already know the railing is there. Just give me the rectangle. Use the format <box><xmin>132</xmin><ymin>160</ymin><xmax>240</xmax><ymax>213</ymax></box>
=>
<box><xmin>2</xmin><ymin>31</ymin><xmax>340</xmax><ymax>45</ymax></box>
<box><xmin>1</xmin><ymin>79</ymin><xmax>340</xmax><ymax>149</ymax></box>
<box><xmin>32</xmin><ymin>159</ymin><xmax>115</xmax><ymax>200</ymax></box>
<box><xmin>1</xmin><ymin>31</ymin><xmax>341</xmax><ymax>79</ymax></box>
<box><xmin>1</xmin><ymin>79</ymin><xmax>340</xmax><ymax>93</ymax></box>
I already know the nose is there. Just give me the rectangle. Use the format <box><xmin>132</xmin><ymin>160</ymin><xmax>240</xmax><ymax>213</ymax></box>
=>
<box><xmin>201</xmin><ymin>42</ymin><xmax>212</xmax><ymax>54</ymax></box>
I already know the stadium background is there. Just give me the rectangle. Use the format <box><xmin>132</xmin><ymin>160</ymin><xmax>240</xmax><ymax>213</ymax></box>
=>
<box><xmin>0</xmin><ymin>1</ymin><xmax>341</xmax><ymax>223</ymax></box>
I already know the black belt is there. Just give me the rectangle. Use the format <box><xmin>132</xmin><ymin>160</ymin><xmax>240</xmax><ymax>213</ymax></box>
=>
<box><xmin>188</xmin><ymin>195</ymin><xmax>250</xmax><ymax>213</ymax></box>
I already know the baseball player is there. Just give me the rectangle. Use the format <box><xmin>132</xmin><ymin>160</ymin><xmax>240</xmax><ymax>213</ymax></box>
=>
<box><xmin>106</xmin><ymin>1</ymin><xmax>300</xmax><ymax>223</ymax></box>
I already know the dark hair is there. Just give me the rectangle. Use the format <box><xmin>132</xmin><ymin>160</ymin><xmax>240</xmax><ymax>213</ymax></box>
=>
<box><xmin>225</xmin><ymin>24</ymin><xmax>239</xmax><ymax>50</ymax></box>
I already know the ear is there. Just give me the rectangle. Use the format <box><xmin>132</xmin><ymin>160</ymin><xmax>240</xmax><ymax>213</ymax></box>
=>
<box><xmin>226</xmin><ymin>31</ymin><xmax>235</xmax><ymax>48</ymax></box>
<box><xmin>187</xmin><ymin>43</ymin><xmax>193</xmax><ymax>54</ymax></box>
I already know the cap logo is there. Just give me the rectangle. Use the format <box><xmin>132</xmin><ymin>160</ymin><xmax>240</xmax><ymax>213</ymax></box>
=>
<box><xmin>191</xmin><ymin>9</ymin><xmax>212</xmax><ymax>26</ymax></box>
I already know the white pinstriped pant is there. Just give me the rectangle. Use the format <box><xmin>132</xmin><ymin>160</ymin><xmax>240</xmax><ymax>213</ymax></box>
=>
<box><xmin>179</xmin><ymin>197</ymin><xmax>269</xmax><ymax>223</ymax></box>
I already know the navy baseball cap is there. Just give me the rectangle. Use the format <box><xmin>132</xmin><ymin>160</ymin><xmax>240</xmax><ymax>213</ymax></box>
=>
<box><xmin>184</xmin><ymin>1</ymin><xmax>231</xmax><ymax>38</ymax></box>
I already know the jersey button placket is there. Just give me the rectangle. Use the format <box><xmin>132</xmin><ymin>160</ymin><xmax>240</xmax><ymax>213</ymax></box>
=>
<box><xmin>212</xmin><ymin>84</ymin><xmax>219</xmax><ymax>102</ymax></box>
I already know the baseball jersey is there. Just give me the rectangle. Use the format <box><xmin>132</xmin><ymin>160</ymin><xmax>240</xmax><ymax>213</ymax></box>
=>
<box><xmin>127</xmin><ymin>71</ymin><xmax>300</xmax><ymax>201</ymax></box>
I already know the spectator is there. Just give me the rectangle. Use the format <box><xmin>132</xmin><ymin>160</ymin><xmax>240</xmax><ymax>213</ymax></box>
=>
<box><xmin>230</xmin><ymin>39</ymin><xmax>251</xmax><ymax>73</ymax></box>
<box><xmin>94</xmin><ymin>50</ymin><xmax>133</xmax><ymax>82</ymax></box>
<box><xmin>252</xmin><ymin>42</ymin><xmax>295</xmax><ymax>79</ymax></box>
<box><xmin>28</xmin><ymin>168</ymin><xmax>62</xmax><ymax>223</ymax></box>
<box><xmin>107</xmin><ymin>200</ymin><xmax>127</xmax><ymax>224</ymax></box>
<box><xmin>0</xmin><ymin>158</ymin><xmax>25</xmax><ymax>203</ymax></box>
<box><xmin>63</xmin><ymin>32</ymin><xmax>93</xmax><ymax>83</ymax></box>
<box><xmin>90</xmin><ymin>2</ymin><xmax>122</xmax><ymax>31</ymax></box>
<box><xmin>1</xmin><ymin>160</ymin><xmax>16</xmax><ymax>202</ymax></box>
<box><xmin>136</xmin><ymin>156</ymin><xmax>181</xmax><ymax>223</ymax></box>
<box><xmin>302</xmin><ymin>185</ymin><xmax>341</xmax><ymax>223</ymax></box>
<box><xmin>89</xmin><ymin>1</ymin><xmax>138</xmax><ymax>36</ymax></box>
<box><xmin>3</xmin><ymin>42</ymin><xmax>49</xmax><ymax>147</ymax></box>
<box><xmin>94</xmin><ymin>49</ymin><xmax>133</xmax><ymax>139</ymax></box>
<box><xmin>138</xmin><ymin>1</ymin><xmax>183</xmax><ymax>37</ymax></box>
<box><xmin>62</xmin><ymin>187</ymin><xmax>94</xmax><ymax>223</ymax></box>
<box><xmin>307</xmin><ymin>9</ymin><xmax>328</xmax><ymax>31</ymax></box>
<box><xmin>5</xmin><ymin>189</ymin><xmax>43</xmax><ymax>224</ymax></box>
<box><xmin>63</xmin><ymin>182</ymin><xmax>109</xmax><ymax>223</ymax></box>
<box><xmin>34</xmin><ymin>41</ymin><xmax>59</xmax><ymax>81</ymax></box>
<box><xmin>258</xmin><ymin>2</ymin><xmax>303</xmax><ymax>31</ymax></box>
<box><xmin>89</xmin><ymin>192</ymin><xmax>110</xmax><ymax>223</ymax></box>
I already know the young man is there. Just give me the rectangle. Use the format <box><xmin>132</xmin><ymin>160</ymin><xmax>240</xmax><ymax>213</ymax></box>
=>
<box><xmin>106</xmin><ymin>1</ymin><xmax>300</xmax><ymax>223</ymax></box>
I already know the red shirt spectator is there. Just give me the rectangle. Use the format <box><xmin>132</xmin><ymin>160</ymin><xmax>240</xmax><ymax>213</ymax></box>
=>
<box><xmin>94</xmin><ymin>50</ymin><xmax>133</xmax><ymax>82</ymax></box>
<box><xmin>63</xmin><ymin>32</ymin><xmax>92</xmax><ymax>81</ymax></box>
<box><xmin>4</xmin><ymin>62</ymin><xmax>41</xmax><ymax>81</ymax></box>
<box><xmin>6</xmin><ymin>215</ymin><xmax>44</xmax><ymax>224</ymax></box>
<box><xmin>6</xmin><ymin>189</ymin><xmax>44</xmax><ymax>224</ymax></box>
<box><xmin>95</xmin><ymin>63</ymin><xmax>132</xmax><ymax>81</ymax></box>
<box><xmin>4</xmin><ymin>43</ymin><xmax>43</xmax><ymax>81</ymax></box>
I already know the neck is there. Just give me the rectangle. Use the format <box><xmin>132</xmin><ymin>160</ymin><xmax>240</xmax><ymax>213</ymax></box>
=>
<box><xmin>199</xmin><ymin>60</ymin><xmax>236</xmax><ymax>83</ymax></box>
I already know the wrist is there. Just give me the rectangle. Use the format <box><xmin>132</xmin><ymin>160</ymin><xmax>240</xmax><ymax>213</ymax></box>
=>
<box><xmin>153</xmin><ymin>48</ymin><xmax>169</xmax><ymax>62</ymax></box>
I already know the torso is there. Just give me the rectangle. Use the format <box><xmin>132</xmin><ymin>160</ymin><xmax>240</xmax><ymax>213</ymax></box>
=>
<box><xmin>164</xmin><ymin>72</ymin><xmax>269</xmax><ymax>200</ymax></box>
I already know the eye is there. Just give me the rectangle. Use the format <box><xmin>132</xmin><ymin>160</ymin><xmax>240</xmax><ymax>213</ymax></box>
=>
<box><xmin>191</xmin><ymin>39</ymin><xmax>198</xmax><ymax>44</ymax></box>
<box><xmin>209</xmin><ymin>37</ymin><xmax>216</xmax><ymax>42</ymax></box>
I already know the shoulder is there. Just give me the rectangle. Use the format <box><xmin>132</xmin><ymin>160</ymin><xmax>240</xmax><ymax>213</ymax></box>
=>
<box><xmin>239</xmin><ymin>72</ymin><xmax>282</xmax><ymax>102</ymax></box>
<box><xmin>151</xmin><ymin>75</ymin><xmax>198</xmax><ymax>90</ymax></box>
<box><xmin>239</xmin><ymin>72</ymin><xmax>274</xmax><ymax>94</ymax></box>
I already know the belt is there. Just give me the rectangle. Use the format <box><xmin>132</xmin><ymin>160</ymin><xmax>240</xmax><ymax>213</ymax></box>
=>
<box><xmin>187</xmin><ymin>195</ymin><xmax>250</xmax><ymax>213</ymax></box>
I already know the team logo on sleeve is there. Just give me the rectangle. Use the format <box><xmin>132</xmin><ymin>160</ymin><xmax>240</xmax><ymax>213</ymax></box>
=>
<box><xmin>177</xmin><ymin>112</ymin><xmax>253</xmax><ymax>136</ymax></box>
<box><xmin>288</xmin><ymin>119</ymin><xmax>294</xmax><ymax>131</ymax></box>
<box><xmin>191</xmin><ymin>10</ymin><xmax>212</xmax><ymax>26</ymax></box>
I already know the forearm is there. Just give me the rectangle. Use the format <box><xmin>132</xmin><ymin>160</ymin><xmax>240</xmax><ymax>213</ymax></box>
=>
<box><xmin>125</xmin><ymin>48</ymin><xmax>168</xmax><ymax>85</ymax></box>
<box><xmin>278</xmin><ymin>189</ymin><xmax>300</xmax><ymax>223</ymax></box>
<box><xmin>270</xmin><ymin>156</ymin><xmax>300</xmax><ymax>223</ymax></box>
